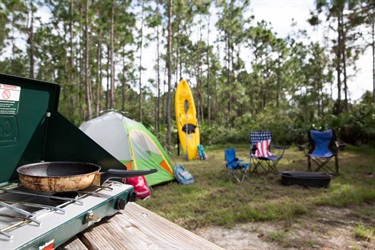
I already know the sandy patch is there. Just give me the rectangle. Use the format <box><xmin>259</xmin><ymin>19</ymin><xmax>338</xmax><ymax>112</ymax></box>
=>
<box><xmin>195</xmin><ymin>207</ymin><xmax>374</xmax><ymax>249</ymax></box>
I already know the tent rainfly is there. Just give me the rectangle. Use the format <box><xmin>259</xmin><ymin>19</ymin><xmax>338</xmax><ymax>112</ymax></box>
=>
<box><xmin>80</xmin><ymin>111</ymin><xmax>175</xmax><ymax>186</ymax></box>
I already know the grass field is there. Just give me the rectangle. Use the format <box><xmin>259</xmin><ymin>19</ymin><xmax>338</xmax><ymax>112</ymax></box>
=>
<box><xmin>139</xmin><ymin>144</ymin><xmax>375</xmax><ymax>248</ymax></box>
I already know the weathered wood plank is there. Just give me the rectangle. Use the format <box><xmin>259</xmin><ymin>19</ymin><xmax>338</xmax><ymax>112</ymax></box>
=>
<box><xmin>117</xmin><ymin>202</ymin><xmax>223</xmax><ymax>249</ymax></box>
<box><xmin>61</xmin><ymin>202</ymin><xmax>223</xmax><ymax>250</ymax></box>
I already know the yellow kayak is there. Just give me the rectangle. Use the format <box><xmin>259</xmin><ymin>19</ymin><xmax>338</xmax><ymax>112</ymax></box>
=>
<box><xmin>175</xmin><ymin>79</ymin><xmax>200</xmax><ymax>160</ymax></box>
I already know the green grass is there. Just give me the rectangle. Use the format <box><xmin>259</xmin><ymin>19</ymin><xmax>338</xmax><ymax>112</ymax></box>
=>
<box><xmin>268</xmin><ymin>230</ymin><xmax>284</xmax><ymax>242</ymax></box>
<box><xmin>354</xmin><ymin>224</ymin><xmax>375</xmax><ymax>241</ymax></box>
<box><xmin>140</xmin><ymin>145</ymin><xmax>375</xmax><ymax>232</ymax></box>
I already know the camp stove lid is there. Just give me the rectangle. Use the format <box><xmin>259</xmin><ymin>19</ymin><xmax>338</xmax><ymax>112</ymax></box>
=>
<box><xmin>0</xmin><ymin>73</ymin><xmax>127</xmax><ymax>186</ymax></box>
<box><xmin>0</xmin><ymin>74</ymin><xmax>60</xmax><ymax>184</ymax></box>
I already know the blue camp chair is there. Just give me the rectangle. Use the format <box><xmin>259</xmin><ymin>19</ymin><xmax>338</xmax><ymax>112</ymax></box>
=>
<box><xmin>224</xmin><ymin>148</ymin><xmax>250</xmax><ymax>182</ymax></box>
<box><xmin>299</xmin><ymin>129</ymin><xmax>345</xmax><ymax>175</ymax></box>
<box><xmin>249</xmin><ymin>131</ymin><xmax>289</xmax><ymax>174</ymax></box>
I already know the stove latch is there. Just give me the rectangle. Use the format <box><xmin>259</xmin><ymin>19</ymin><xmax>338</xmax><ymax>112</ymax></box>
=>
<box><xmin>84</xmin><ymin>210</ymin><xmax>101</xmax><ymax>224</ymax></box>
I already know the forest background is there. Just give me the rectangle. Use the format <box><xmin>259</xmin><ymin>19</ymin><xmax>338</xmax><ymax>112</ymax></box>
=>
<box><xmin>0</xmin><ymin>0</ymin><xmax>374</xmax><ymax>152</ymax></box>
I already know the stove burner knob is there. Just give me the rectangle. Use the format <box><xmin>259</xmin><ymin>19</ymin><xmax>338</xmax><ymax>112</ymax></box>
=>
<box><xmin>116</xmin><ymin>198</ymin><xmax>126</xmax><ymax>210</ymax></box>
<box><xmin>128</xmin><ymin>191</ymin><xmax>136</xmax><ymax>202</ymax></box>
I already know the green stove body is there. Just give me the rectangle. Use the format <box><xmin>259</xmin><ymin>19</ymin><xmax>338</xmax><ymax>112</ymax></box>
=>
<box><xmin>0</xmin><ymin>74</ymin><xmax>135</xmax><ymax>249</ymax></box>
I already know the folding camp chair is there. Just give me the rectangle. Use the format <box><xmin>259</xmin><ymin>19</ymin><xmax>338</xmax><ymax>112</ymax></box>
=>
<box><xmin>299</xmin><ymin>129</ymin><xmax>345</xmax><ymax>176</ymax></box>
<box><xmin>249</xmin><ymin>131</ymin><xmax>289</xmax><ymax>174</ymax></box>
<box><xmin>224</xmin><ymin>148</ymin><xmax>250</xmax><ymax>182</ymax></box>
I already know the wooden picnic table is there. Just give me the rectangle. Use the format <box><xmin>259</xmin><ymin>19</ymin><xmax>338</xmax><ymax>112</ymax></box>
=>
<box><xmin>60</xmin><ymin>202</ymin><xmax>223</xmax><ymax>250</ymax></box>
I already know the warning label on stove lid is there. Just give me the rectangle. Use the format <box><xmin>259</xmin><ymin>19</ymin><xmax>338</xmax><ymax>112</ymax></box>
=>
<box><xmin>0</xmin><ymin>83</ymin><xmax>21</xmax><ymax>115</ymax></box>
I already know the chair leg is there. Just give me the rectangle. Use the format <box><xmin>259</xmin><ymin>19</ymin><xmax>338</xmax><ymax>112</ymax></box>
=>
<box><xmin>253</xmin><ymin>163</ymin><xmax>266</xmax><ymax>174</ymax></box>
<box><xmin>250</xmin><ymin>159</ymin><xmax>261</xmax><ymax>174</ymax></box>
<box><xmin>229</xmin><ymin>169</ymin><xmax>248</xmax><ymax>182</ymax></box>
<box><xmin>232</xmin><ymin>173</ymin><xmax>241</xmax><ymax>183</ymax></box>
<box><xmin>308</xmin><ymin>156</ymin><xmax>339</xmax><ymax>175</ymax></box>
<box><xmin>270</xmin><ymin>158</ymin><xmax>281</xmax><ymax>174</ymax></box>
<box><xmin>264</xmin><ymin>160</ymin><xmax>273</xmax><ymax>174</ymax></box>
<box><xmin>307</xmin><ymin>157</ymin><xmax>312</xmax><ymax>171</ymax></box>
<box><xmin>257</xmin><ymin>160</ymin><xmax>268</xmax><ymax>173</ymax></box>
<box><xmin>269</xmin><ymin>161</ymin><xmax>279</xmax><ymax>174</ymax></box>
<box><xmin>250</xmin><ymin>158</ymin><xmax>279</xmax><ymax>174</ymax></box>
<box><xmin>313</xmin><ymin>158</ymin><xmax>330</xmax><ymax>172</ymax></box>
<box><xmin>227</xmin><ymin>168</ymin><xmax>239</xmax><ymax>183</ymax></box>
<box><xmin>241</xmin><ymin>169</ymin><xmax>249</xmax><ymax>182</ymax></box>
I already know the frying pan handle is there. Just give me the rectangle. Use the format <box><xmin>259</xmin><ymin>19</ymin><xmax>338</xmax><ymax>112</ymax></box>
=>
<box><xmin>100</xmin><ymin>169</ymin><xmax>158</xmax><ymax>185</ymax></box>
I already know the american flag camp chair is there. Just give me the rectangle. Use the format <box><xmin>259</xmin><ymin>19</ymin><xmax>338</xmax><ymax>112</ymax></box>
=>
<box><xmin>224</xmin><ymin>148</ymin><xmax>250</xmax><ymax>182</ymax></box>
<box><xmin>249</xmin><ymin>131</ymin><xmax>289</xmax><ymax>174</ymax></box>
<box><xmin>298</xmin><ymin>129</ymin><xmax>345</xmax><ymax>176</ymax></box>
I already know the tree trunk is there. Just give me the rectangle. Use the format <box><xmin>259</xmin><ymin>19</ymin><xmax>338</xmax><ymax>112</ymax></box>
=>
<box><xmin>336</xmin><ymin>15</ymin><xmax>342</xmax><ymax>114</ymax></box>
<box><xmin>28</xmin><ymin>1</ymin><xmax>34</xmax><ymax>78</ymax></box>
<box><xmin>195</xmin><ymin>37</ymin><xmax>203</xmax><ymax>124</ymax></box>
<box><xmin>372</xmin><ymin>20</ymin><xmax>375</xmax><ymax>104</ymax></box>
<box><xmin>122</xmin><ymin>46</ymin><xmax>126</xmax><ymax>112</ymax></box>
<box><xmin>207</xmin><ymin>14</ymin><xmax>211</xmax><ymax>127</ymax></box>
<box><xmin>85</xmin><ymin>0</ymin><xmax>92</xmax><ymax>119</ymax></box>
<box><xmin>97</xmin><ymin>33</ymin><xmax>102</xmax><ymax>116</ymax></box>
<box><xmin>138</xmin><ymin>1</ymin><xmax>145</xmax><ymax>122</ymax></box>
<box><xmin>226</xmin><ymin>32</ymin><xmax>231</xmax><ymax>125</ymax></box>
<box><xmin>69</xmin><ymin>0</ymin><xmax>75</xmax><ymax>116</ymax></box>
<box><xmin>276</xmin><ymin>69</ymin><xmax>280</xmax><ymax>108</ymax></box>
<box><xmin>106</xmin><ymin>48</ymin><xmax>110</xmax><ymax>110</ymax></box>
<box><xmin>166</xmin><ymin>0</ymin><xmax>173</xmax><ymax>151</ymax></box>
<box><xmin>341</xmin><ymin>13</ymin><xmax>348</xmax><ymax>113</ymax></box>
<box><xmin>110</xmin><ymin>0</ymin><xmax>115</xmax><ymax>109</ymax></box>
<box><xmin>156</xmin><ymin>16</ymin><xmax>161</xmax><ymax>135</ymax></box>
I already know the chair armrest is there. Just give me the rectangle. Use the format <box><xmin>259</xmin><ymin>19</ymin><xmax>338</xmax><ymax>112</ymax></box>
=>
<box><xmin>250</xmin><ymin>145</ymin><xmax>257</xmax><ymax>154</ymax></box>
<box><xmin>298</xmin><ymin>142</ymin><xmax>309</xmax><ymax>151</ymax></box>
<box><xmin>271</xmin><ymin>144</ymin><xmax>289</xmax><ymax>150</ymax></box>
<box><xmin>228</xmin><ymin>158</ymin><xmax>242</xmax><ymax>164</ymax></box>
<box><xmin>335</xmin><ymin>140</ymin><xmax>346</xmax><ymax>151</ymax></box>
<box><xmin>228</xmin><ymin>158</ymin><xmax>238</xmax><ymax>164</ymax></box>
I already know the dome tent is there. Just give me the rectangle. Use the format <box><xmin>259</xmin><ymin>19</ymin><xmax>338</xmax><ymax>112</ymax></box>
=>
<box><xmin>80</xmin><ymin>111</ymin><xmax>174</xmax><ymax>186</ymax></box>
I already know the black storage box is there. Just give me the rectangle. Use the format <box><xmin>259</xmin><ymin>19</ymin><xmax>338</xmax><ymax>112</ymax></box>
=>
<box><xmin>281</xmin><ymin>171</ymin><xmax>332</xmax><ymax>188</ymax></box>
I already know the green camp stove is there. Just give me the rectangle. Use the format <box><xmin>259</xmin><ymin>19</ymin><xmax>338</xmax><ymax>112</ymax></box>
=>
<box><xmin>0</xmin><ymin>73</ymin><xmax>140</xmax><ymax>249</ymax></box>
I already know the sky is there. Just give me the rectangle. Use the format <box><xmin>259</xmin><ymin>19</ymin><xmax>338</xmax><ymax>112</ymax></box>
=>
<box><xmin>249</xmin><ymin>0</ymin><xmax>372</xmax><ymax>101</ymax></box>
